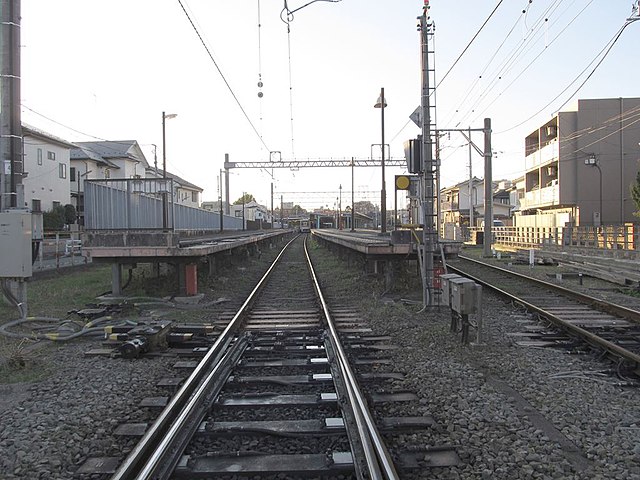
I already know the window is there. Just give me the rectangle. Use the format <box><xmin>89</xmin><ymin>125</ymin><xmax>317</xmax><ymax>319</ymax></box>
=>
<box><xmin>47</xmin><ymin>151</ymin><xmax>56</xmax><ymax>161</ymax></box>
<box><xmin>52</xmin><ymin>201</ymin><xmax>61</xmax><ymax>209</ymax></box>
<box><xmin>192</xmin><ymin>191</ymin><xmax>199</xmax><ymax>203</ymax></box>
<box><xmin>70</xmin><ymin>167</ymin><xmax>76</xmax><ymax>182</ymax></box>
<box><xmin>37</xmin><ymin>148</ymin><xmax>43</xmax><ymax>165</ymax></box>
<box><xmin>59</xmin><ymin>163</ymin><xmax>67</xmax><ymax>179</ymax></box>
<box><xmin>32</xmin><ymin>199</ymin><xmax>41</xmax><ymax>212</ymax></box>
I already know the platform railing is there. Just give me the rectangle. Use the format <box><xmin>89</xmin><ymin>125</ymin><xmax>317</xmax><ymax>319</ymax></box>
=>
<box><xmin>466</xmin><ymin>224</ymin><xmax>640</xmax><ymax>252</ymax></box>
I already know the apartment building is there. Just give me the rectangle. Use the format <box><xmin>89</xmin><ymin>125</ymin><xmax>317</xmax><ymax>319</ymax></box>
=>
<box><xmin>516</xmin><ymin>97</ymin><xmax>640</xmax><ymax>227</ymax></box>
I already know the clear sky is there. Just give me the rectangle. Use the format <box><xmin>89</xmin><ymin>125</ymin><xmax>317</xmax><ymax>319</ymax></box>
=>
<box><xmin>20</xmin><ymin>0</ymin><xmax>640</xmax><ymax>211</ymax></box>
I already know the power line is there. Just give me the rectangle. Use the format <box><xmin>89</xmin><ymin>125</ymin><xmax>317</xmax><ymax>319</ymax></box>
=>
<box><xmin>497</xmin><ymin>18</ymin><xmax>636</xmax><ymax>134</ymax></box>
<box><xmin>442</xmin><ymin>0</ymin><xmax>532</xmax><ymax>127</ymax></box>
<box><xmin>433</xmin><ymin>0</ymin><xmax>505</xmax><ymax>95</ymax></box>
<box><xmin>468</xmin><ymin>0</ymin><xmax>594</xmax><ymax>125</ymax></box>
<box><xmin>453</xmin><ymin>0</ymin><xmax>565</xmax><ymax>127</ymax></box>
<box><xmin>177</xmin><ymin>0</ymin><xmax>271</xmax><ymax>153</ymax></box>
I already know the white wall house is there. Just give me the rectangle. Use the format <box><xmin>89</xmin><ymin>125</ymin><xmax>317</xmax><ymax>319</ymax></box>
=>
<box><xmin>22</xmin><ymin>125</ymin><xmax>75</xmax><ymax>212</ymax></box>
<box><xmin>146</xmin><ymin>167</ymin><xmax>202</xmax><ymax>208</ymax></box>
<box><xmin>71</xmin><ymin>141</ymin><xmax>203</xmax><ymax>222</ymax></box>
<box><xmin>229</xmin><ymin>201</ymin><xmax>271</xmax><ymax>223</ymax></box>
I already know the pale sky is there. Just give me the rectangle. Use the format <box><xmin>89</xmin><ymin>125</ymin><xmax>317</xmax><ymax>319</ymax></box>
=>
<box><xmin>20</xmin><ymin>0</ymin><xmax>640</xmax><ymax>211</ymax></box>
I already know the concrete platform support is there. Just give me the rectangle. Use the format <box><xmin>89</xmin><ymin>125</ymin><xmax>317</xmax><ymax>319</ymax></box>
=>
<box><xmin>111</xmin><ymin>264</ymin><xmax>123</xmax><ymax>296</ymax></box>
<box><xmin>185</xmin><ymin>263</ymin><xmax>198</xmax><ymax>296</ymax></box>
<box><xmin>207</xmin><ymin>256</ymin><xmax>217</xmax><ymax>277</ymax></box>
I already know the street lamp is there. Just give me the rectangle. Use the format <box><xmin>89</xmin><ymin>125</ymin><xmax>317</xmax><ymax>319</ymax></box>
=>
<box><xmin>374</xmin><ymin>88</ymin><xmax>387</xmax><ymax>233</ymax></box>
<box><xmin>162</xmin><ymin>111</ymin><xmax>177</xmax><ymax>230</ymax></box>
<box><xmin>339</xmin><ymin>184</ymin><xmax>342</xmax><ymax>230</ymax></box>
<box><xmin>584</xmin><ymin>154</ymin><xmax>602</xmax><ymax>226</ymax></box>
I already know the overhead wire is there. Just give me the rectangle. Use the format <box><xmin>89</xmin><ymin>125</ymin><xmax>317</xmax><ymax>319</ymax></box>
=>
<box><xmin>177</xmin><ymin>0</ymin><xmax>271</xmax><ymax>154</ymax></box>
<box><xmin>453</xmin><ymin>0</ymin><xmax>565</xmax><ymax>127</ymax></box>
<box><xmin>433</xmin><ymin>0</ymin><xmax>505</xmax><ymax>96</ymax></box>
<box><xmin>468</xmin><ymin>0</ymin><xmax>594</xmax><ymax>125</ymax></box>
<box><xmin>442</xmin><ymin>0</ymin><xmax>532</xmax><ymax>127</ymax></box>
<box><xmin>257</xmin><ymin>0</ymin><xmax>265</xmax><ymax>138</ymax></box>
<box><xmin>497</xmin><ymin>18</ymin><xmax>636</xmax><ymax>134</ymax></box>
<box><xmin>21</xmin><ymin>105</ymin><xmax>165</xmax><ymax>165</ymax></box>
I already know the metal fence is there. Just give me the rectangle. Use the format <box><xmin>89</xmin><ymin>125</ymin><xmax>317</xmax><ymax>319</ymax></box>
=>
<box><xmin>468</xmin><ymin>224</ymin><xmax>640</xmax><ymax>251</ymax></box>
<box><xmin>84</xmin><ymin>179</ymin><xmax>242</xmax><ymax>231</ymax></box>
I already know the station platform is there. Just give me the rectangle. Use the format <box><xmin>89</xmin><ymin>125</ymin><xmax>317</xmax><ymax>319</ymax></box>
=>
<box><xmin>311</xmin><ymin>229</ymin><xmax>462</xmax><ymax>259</ymax></box>
<box><xmin>81</xmin><ymin>229</ymin><xmax>292</xmax><ymax>296</ymax></box>
<box><xmin>82</xmin><ymin>229</ymin><xmax>289</xmax><ymax>261</ymax></box>
<box><xmin>310</xmin><ymin>229</ymin><xmax>413</xmax><ymax>257</ymax></box>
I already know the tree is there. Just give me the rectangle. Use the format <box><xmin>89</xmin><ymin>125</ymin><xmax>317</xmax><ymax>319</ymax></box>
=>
<box><xmin>354</xmin><ymin>200</ymin><xmax>376</xmax><ymax>217</ymax></box>
<box><xmin>43</xmin><ymin>205</ymin><xmax>66</xmax><ymax>231</ymax></box>
<box><xmin>63</xmin><ymin>204</ymin><xmax>76</xmax><ymax>224</ymax></box>
<box><xmin>631</xmin><ymin>170</ymin><xmax>640</xmax><ymax>217</ymax></box>
<box><xmin>233</xmin><ymin>193</ymin><xmax>255</xmax><ymax>205</ymax></box>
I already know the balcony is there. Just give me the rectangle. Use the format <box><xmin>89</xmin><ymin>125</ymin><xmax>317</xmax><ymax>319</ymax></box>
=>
<box><xmin>525</xmin><ymin>141</ymin><xmax>559</xmax><ymax>171</ymax></box>
<box><xmin>522</xmin><ymin>184</ymin><xmax>559</xmax><ymax>209</ymax></box>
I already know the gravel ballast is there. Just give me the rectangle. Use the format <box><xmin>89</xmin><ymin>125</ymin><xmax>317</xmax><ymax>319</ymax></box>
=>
<box><xmin>0</xmin><ymin>239</ymin><xmax>639</xmax><ymax>479</ymax></box>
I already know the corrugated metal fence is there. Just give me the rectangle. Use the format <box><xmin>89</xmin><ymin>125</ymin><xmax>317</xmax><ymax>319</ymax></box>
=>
<box><xmin>84</xmin><ymin>179</ymin><xmax>242</xmax><ymax>231</ymax></box>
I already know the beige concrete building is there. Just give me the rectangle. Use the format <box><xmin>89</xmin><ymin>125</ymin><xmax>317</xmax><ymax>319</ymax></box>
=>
<box><xmin>516</xmin><ymin>97</ymin><xmax>640</xmax><ymax>227</ymax></box>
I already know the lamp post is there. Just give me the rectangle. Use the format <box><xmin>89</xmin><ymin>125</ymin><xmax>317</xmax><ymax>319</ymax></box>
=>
<box><xmin>374</xmin><ymin>88</ymin><xmax>387</xmax><ymax>233</ymax></box>
<box><xmin>339</xmin><ymin>184</ymin><xmax>342</xmax><ymax>230</ymax></box>
<box><xmin>585</xmin><ymin>155</ymin><xmax>603</xmax><ymax>226</ymax></box>
<box><xmin>351</xmin><ymin>157</ymin><xmax>355</xmax><ymax>231</ymax></box>
<box><xmin>162</xmin><ymin>111</ymin><xmax>177</xmax><ymax>230</ymax></box>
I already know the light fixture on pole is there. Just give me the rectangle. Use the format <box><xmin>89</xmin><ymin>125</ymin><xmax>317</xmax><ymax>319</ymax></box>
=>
<box><xmin>162</xmin><ymin>111</ymin><xmax>177</xmax><ymax>230</ymax></box>
<box><xmin>374</xmin><ymin>88</ymin><xmax>387</xmax><ymax>233</ymax></box>
<box><xmin>584</xmin><ymin>154</ymin><xmax>603</xmax><ymax>226</ymax></box>
<box><xmin>351</xmin><ymin>157</ymin><xmax>355</xmax><ymax>231</ymax></box>
<box><xmin>339</xmin><ymin>184</ymin><xmax>342</xmax><ymax>230</ymax></box>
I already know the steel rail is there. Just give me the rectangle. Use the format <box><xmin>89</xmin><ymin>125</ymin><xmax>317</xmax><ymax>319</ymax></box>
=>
<box><xmin>458</xmin><ymin>255</ymin><xmax>640</xmax><ymax>323</ymax></box>
<box><xmin>451</xmin><ymin>256</ymin><xmax>640</xmax><ymax>366</ymax></box>
<box><xmin>304</xmin><ymin>237</ymin><xmax>400</xmax><ymax>480</ymax></box>
<box><xmin>110</xmin><ymin>234</ymin><xmax>301</xmax><ymax>480</ymax></box>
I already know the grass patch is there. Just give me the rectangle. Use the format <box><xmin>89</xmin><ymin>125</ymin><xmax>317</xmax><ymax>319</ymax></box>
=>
<box><xmin>0</xmin><ymin>337</ymin><xmax>51</xmax><ymax>384</ymax></box>
<box><xmin>0</xmin><ymin>265</ymin><xmax>113</xmax><ymax>384</ymax></box>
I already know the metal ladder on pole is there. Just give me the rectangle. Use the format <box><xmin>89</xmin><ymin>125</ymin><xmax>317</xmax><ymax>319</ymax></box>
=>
<box><xmin>419</xmin><ymin>2</ymin><xmax>439</xmax><ymax>307</ymax></box>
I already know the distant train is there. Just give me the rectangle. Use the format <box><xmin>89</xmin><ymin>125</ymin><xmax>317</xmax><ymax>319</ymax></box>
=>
<box><xmin>299</xmin><ymin>219</ymin><xmax>311</xmax><ymax>233</ymax></box>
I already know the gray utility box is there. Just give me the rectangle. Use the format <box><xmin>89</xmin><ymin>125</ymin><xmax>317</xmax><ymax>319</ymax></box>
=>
<box><xmin>0</xmin><ymin>211</ymin><xmax>33</xmax><ymax>278</ymax></box>
<box><xmin>449</xmin><ymin>277</ymin><xmax>477</xmax><ymax>315</ymax></box>
<box><xmin>440</xmin><ymin>273</ymin><xmax>461</xmax><ymax>306</ymax></box>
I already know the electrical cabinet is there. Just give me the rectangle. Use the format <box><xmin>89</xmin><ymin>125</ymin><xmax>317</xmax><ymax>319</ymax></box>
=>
<box><xmin>449</xmin><ymin>277</ymin><xmax>477</xmax><ymax>315</ymax></box>
<box><xmin>0</xmin><ymin>211</ymin><xmax>33</xmax><ymax>278</ymax></box>
<box><xmin>440</xmin><ymin>273</ymin><xmax>461</xmax><ymax>306</ymax></box>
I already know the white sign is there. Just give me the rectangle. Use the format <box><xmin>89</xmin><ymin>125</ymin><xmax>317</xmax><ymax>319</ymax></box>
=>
<box><xmin>410</xmin><ymin>106</ymin><xmax>422</xmax><ymax>128</ymax></box>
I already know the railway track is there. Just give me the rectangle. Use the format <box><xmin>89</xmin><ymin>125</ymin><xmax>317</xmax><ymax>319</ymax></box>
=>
<box><xmin>83</xmin><ymin>234</ymin><xmax>459</xmax><ymax>479</ymax></box>
<box><xmin>448</xmin><ymin>255</ymin><xmax>640</xmax><ymax>371</ymax></box>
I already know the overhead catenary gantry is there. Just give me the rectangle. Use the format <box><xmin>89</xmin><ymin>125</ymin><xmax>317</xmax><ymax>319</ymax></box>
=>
<box><xmin>224</xmin><ymin>157</ymin><xmax>407</xmax><ymax>169</ymax></box>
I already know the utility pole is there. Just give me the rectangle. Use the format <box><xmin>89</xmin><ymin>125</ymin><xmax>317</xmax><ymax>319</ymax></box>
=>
<box><xmin>419</xmin><ymin>2</ymin><xmax>437</xmax><ymax>307</ymax></box>
<box><xmin>468</xmin><ymin>127</ymin><xmax>473</xmax><ymax>230</ymax></box>
<box><xmin>280</xmin><ymin>195</ymin><xmax>283</xmax><ymax>228</ymax></box>
<box><xmin>483</xmin><ymin>118</ymin><xmax>492</xmax><ymax>257</ymax></box>
<box><xmin>219</xmin><ymin>169</ymin><xmax>224</xmax><ymax>232</ymax></box>
<box><xmin>224</xmin><ymin>154</ymin><xmax>230</xmax><ymax>215</ymax></box>
<box><xmin>351</xmin><ymin>157</ymin><xmax>355</xmax><ymax>231</ymax></box>
<box><xmin>1</xmin><ymin>0</ymin><xmax>23</xmax><ymax>210</ymax></box>
<box><xmin>339</xmin><ymin>184</ymin><xmax>342</xmax><ymax>229</ymax></box>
